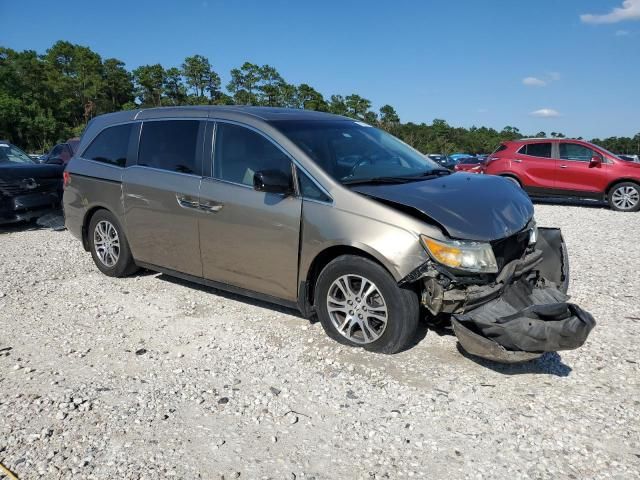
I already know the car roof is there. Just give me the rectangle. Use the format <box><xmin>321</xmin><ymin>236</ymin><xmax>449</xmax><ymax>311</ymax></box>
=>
<box><xmin>128</xmin><ymin>106</ymin><xmax>350</xmax><ymax>122</ymax></box>
<box><xmin>79</xmin><ymin>107</ymin><xmax>355</xmax><ymax>156</ymax></box>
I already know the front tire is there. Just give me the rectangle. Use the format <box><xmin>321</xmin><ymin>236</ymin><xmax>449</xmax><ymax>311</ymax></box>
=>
<box><xmin>608</xmin><ymin>182</ymin><xmax>640</xmax><ymax>212</ymax></box>
<box><xmin>88</xmin><ymin>210</ymin><xmax>138</xmax><ymax>277</ymax></box>
<box><xmin>314</xmin><ymin>255</ymin><xmax>419</xmax><ymax>354</ymax></box>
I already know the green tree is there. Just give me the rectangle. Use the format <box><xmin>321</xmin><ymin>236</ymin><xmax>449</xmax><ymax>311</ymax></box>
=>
<box><xmin>296</xmin><ymin>83</ymin><xmax>327</xmax><ymax>111</ymax></box>
<box><xmin>102</xmin><ymin>58</ymin><xmax>133</xmax><ymax>111</ymax></box>
<box><xmin>328</xmin><ymin>95</ymin><xmax>348</xmax><ymax>116</ymax></box>
<box><xmin>345</xmin><ymin>94</ymin><xmax>371</xmax><ymax>119</ymax></box>
<box><xmin>379</xmin><ymin>104</ymin><xmax>400</xmax><ymax>130</ymax></box>
<box><xmin>163</xmin><ymin>67</ymin><xmax>187</xmax><ymax>105</ymax></box>
<box><xmin>227</xmin><ymin>62</ymin><xmax>261</xmax><ymax>105</ymax></box>
<box><xmin>181</xmin><ymin>54</ymin><xmax>221</xmax><ymax>102</ymax></box>
<box><xmin>133</xmin><ymin>64</ymin><xmax>165</xmax><ymax>107</ymax></box>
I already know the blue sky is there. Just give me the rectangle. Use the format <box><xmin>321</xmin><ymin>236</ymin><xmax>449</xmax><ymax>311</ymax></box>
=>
<box><xmin>2</xmin><ymin>0</ymin><xmax>639</xmax><ymax>138</ymax></box>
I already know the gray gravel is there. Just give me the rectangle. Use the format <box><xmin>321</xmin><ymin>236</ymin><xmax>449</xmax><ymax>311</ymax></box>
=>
<box><xmin>1</xmin><ymin>203</ymin><xmax>639</xmax><ymax>479</ymax></box>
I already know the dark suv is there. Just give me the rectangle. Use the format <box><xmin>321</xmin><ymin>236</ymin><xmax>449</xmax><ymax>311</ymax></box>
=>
<box><xmin>484</xmin><ymin>138</ymin><xmax>640</xmax><ymax>212</ymax></box>
<box><xmin>62</xmin><ymin>107</ymin><xmax>594</xmax><ymax>361</ymax></box>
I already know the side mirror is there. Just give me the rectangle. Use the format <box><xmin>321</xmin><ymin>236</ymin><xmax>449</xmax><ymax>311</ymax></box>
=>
<box><xmin>589</xmin><ymin>155</ymin><xmax>602</xmax><ymax>167</ymax></box>
<box><xmin>253</xmin><ymin>169</ymin><xmax>293</xmax><ymax>195</ymax></box>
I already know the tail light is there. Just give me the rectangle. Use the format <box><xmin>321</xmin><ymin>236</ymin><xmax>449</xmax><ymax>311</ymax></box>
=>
<box><xmin>63</xmin><ymin>171</ymin><xmax>71</xmax><ymax>189</ymax></box>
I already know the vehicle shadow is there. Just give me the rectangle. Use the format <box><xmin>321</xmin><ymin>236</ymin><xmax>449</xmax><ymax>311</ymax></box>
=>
<box><xmin>154</xmin><ymin>273</ymin><xmax>307</xmax><ymax>320</ymax></box>
<box><xmin>456</xmin><ymin>346</ymin><xmax>573</xmax><ymax>377</ymax></box>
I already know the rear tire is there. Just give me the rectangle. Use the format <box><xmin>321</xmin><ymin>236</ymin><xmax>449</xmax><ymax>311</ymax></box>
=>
<box><xmin>314</xmin><ymin>255</ymin><xmax>420</xmax><ymax>354</ymax></box>
<box><xmin>608</xmin><ymin>182</ymin><xmax>640</xmax><ymax>212</ymax></box>
<box><xmin>88</xmin><ymin>210</ymin><xmax>138</xmax><ymax>277</ymax></box>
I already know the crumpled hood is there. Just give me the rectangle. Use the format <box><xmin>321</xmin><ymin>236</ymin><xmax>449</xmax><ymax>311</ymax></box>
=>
<box><xmin>351</xmin><ymin>173</ymin><xmax>534</xmax><ymax>241</ymax></box>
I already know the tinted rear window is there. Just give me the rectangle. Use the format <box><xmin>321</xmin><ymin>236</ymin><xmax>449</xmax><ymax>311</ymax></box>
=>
<box><xmin>138</xmin><ymin>120</ymin><xmax>201</xmax><ymax>174</ymax></box>
<box><xmin>83</xmin><ymin>124</ymin><xmax>133</xmax><ymax>167</ymax></box>
<box><xmin>492</xmin><ymin>144</ymin><xmax>508</xmax><ymax>154</ymax></box>
<box><xmin>521</xmin><ymin>143</ymin><xmax>552</xmax><ymax>158</ymax></box>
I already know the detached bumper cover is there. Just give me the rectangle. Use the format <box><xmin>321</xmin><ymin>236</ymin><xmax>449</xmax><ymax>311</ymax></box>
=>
<box><xmin>448</xmin><ymin>227</ymin><xmax>596</xmax><ymax>363</ymax></box>
<box><xmin>452</xmin><ymin>278</ymin><xmax>596</xmax><ymax>363</ymax></box>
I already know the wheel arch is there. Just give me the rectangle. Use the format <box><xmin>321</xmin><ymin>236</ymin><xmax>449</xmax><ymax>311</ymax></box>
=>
<box><xmin>605</xmin><ymin>178</ymin><xmax>640</xmax><ymax>196</ymax></box>
<box><xmin>81</xmin><ymin>205</ymin><xmax>115</xmax><ymax>251</ymax></box>
<box><xmin>498</xmin><ymin>173</ymin><xmax>522</xmax><ymax>186</ymax></box>
<box><xmin>298</xmin><ymin>244</ymin><xmax>400</xmax><ymax>317</ymax></box>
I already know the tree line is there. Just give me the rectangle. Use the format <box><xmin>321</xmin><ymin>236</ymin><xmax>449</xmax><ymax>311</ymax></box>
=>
<box><xmin>1</xmin><ymin>40</ymin><xmax>638</xmax><ymax>155</ymax></box>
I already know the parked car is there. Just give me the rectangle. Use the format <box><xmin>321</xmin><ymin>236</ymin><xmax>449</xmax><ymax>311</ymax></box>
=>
<box><xmin>0</xmin><ymin>141</ymin><xmax>64</xmax><ymax>224</ymax></box>
<box><xmin>427</xmin><ymin>154</ymin><xmax>458</xmax><ymax>170</ymax></box>
<box><xmin>449</xmin><ymin>153</ymin><xmax>472</xmax><ymax>162</ymax></box>
<box><xmin>63</xmin><ymin>107</ymin><xmax>594</xmax><ymax>361</ymax></box>
<box><xmin>39</xmin><ymin>137</ymin><xmax>80</xmax><ymax>165</ymax></box>
<box><xmin>483</xmin><ymin>138</ymin><xmax>640</xmax><ymax>212</ymax></box>
<box><xmin>454</xmin><ymin>156</ymin><xmax>484</xmax><ymax>173</ymax></box>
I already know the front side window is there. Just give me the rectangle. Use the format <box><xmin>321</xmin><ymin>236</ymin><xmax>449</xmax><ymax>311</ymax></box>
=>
<box><xmin>520</xmin><ymin>143</ymin><xmax>552</xmax><ymax>158</ymax></box>
<box><xmin>559</xmin><ymin>143</ymin><xmax>599</xmax><ymax>162</ymax></box>
<box><xmin>138</xmin><ymin>120</ymin><xmax>201</xmax><ymax>174</ymax></box>
<box><xmin>273</xmin><ymin>120</ymin><xmax>442</xmax><ymax>184</ymax></box>
<box><xmin>0</xmin><ymin>143</ymin><xmax>34</xmax><ymax>164</ymax></box>
<box><xmin>83</xmin><ymin>124</ymin><xmax>133</xmax><ymax>167</ymax></box>
<box><xmin>214</xmin><ymin>123</ymin><xmax>291</xmax><ymax>186</ymax></box>
<box><xmin>298</xmin><ymin>168</ymin><xmax>331</xmax><ymax>203</ymax></box>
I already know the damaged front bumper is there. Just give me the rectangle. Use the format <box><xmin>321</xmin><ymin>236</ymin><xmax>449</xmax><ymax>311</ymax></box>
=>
<box><xmin>407</xmin><ymin>228</ymin><xmax>596</xmax><ymax>363</ymax></box>
<box><xmin>0</xmin><ymin>191</ymin><xmax>61</xmax><ymax>225</ymax></box>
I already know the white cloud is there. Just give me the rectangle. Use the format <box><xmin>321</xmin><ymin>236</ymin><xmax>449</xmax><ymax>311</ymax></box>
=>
<box><xmin>523</xmin><ymin>76</ymin><xmax>547</xmax><ymax>87</ymax></box>
<box><xmin>616</xmin><ymin>29</ymin><xmax>631</xmax><ymax>35</ymax></box>
<box><xmin>530</xmin><ymin>108</ymin><xmax>561</xmax><ymax>118</ymax></box>
<box><xmin>581</xmin><ymin>0</ymin><xmax>640</xmax><ymax>24</ymax></box>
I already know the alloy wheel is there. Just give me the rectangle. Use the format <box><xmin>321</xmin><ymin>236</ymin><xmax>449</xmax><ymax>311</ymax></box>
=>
<box><xmin>326</xmin><ymin>274</ymin><xmax>388</xmax><ymax>344</ymax></box>
<box><xmin>612</xmin><ymin>185</ymin><xmax>639</xmax><ymax>210</ymax></box>
<box><xmin>93</xmin><ymin>220</ymin><xmax>120</xmax><ymax>268</ymax></box>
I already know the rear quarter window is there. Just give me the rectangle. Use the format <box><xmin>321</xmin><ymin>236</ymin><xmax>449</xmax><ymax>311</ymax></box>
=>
<box><xmin>519</xmin><ymin>143</ymin><xmax>552</xmax><ymax>158</ymax></box>
<box><xmin>82</xmin><ymin>124</ymin><xmax>133</xmax><ymax>167</ymax></box>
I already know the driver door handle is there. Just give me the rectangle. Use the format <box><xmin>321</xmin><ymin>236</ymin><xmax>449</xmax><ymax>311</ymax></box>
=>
<box><xmin>199</xmin><ymin>200</ymin><xmax>224</xmax><ymax>213</ymax></box>
<box><xmin>560</xmin><ymin>165</ymin><xmax>568</xmax><ymax>169</ymax></box>
<box><xmin>176</xmin><ymin>193</ymin><xmax>200</xmax><ymax>210</ymax></box>
<box><xmin>513</xmin><ymin>159</ymin><xmax>522</xmax><ymax>163</ymax></box>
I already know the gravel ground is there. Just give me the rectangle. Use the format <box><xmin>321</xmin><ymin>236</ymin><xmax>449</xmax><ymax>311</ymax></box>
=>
<box><xmin>1</xmin><ymin>203</ymin><xmax>639</xmax><ymax>479</ymax></box>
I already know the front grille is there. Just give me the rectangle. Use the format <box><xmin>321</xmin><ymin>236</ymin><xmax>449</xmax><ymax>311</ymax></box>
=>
<box><xmin>0</xmin><ymin>178</ymin><xmax>60</xmax><ymax>197</ymax></box>
<box><xmin>492</xmin><ymin>229</ymin><xmax>531</xmax><ymax>270</ymax></box>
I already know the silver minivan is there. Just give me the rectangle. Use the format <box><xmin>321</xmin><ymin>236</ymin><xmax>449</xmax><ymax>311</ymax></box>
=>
<box><xmin>63</xmin><ymin>107</ymin><xmax>594</xmax><ymax>361</ymax></box>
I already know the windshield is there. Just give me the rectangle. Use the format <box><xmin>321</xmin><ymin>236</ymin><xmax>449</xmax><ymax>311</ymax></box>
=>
<box><xmin>0</xmin><ymin>143</ymin><xmax>34</xmax><ymax>165</ymax></box>
<box><xmin>273</xmin><ymin>120</ymin><xmax>443</xmax><ymax>183</ymax></box>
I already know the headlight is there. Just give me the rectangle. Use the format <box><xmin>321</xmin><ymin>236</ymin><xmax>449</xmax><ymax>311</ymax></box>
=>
<box><xmin>420</xmin><ymin>235</ymin><xmax>498</xmax><ymax>273</ymax></box>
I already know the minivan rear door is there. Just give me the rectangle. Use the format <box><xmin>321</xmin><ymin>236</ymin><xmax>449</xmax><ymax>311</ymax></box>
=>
<box><xmin>122</xmin><ymin>119</ymin><xmax>206</xmax><ymax>277</ymax></box>
<box><xmin>198</xmin><ymin>121</ymin><xmax>302</xmax><ymax>301</ymax></box>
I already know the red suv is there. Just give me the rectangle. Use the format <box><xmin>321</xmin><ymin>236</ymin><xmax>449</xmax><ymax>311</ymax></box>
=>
<box><xmin>483</xmin><ymin>138</ymin><xmax>640</xmax><ymax>212</ymax></box>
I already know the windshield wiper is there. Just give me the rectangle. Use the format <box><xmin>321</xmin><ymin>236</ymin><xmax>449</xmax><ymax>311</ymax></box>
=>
<box><xmin>413</xmin><ymin>168</ymin><xmax>451</xmax><ymax>177</ymax></box>
<box><xmin>342</xmin><ymin>169</ymin><xmax>451</xmax><ymax>186</ymax></box>
<box><xmin>341</xmin><ymin>176</ymin><xmax>417</xmax><ymax>185</ymax></box>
